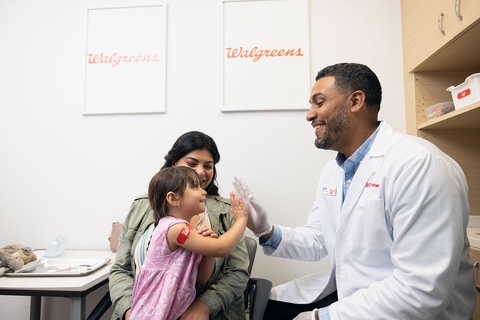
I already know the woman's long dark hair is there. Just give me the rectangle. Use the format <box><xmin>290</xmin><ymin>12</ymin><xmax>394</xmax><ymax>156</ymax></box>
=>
<box><xmin>161</xmin><ymin>131</ymin><xmax>220</xmax><ymax>196</ymax></box>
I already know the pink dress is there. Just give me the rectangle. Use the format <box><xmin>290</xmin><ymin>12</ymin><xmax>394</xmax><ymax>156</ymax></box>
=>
<box><xmin>130</xmin><ymin>216</ymin><xmax>201</xmax><ymax>320</ymax></box>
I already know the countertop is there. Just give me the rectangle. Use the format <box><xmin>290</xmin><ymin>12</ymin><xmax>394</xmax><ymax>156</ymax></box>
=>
<box><xmin>468</xmin><ymin>216</ymin><xmax>480</xmax><ymax>249</ymax></box>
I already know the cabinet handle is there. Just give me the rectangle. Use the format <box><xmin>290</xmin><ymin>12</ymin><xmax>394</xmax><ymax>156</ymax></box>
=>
<box><xmin>455</xmin><ymin>0</ymin><xmax>463</xmax><ymax>21</ymax></box>
<box><xmin>438</xmin><ymin>12</ymin><xmax>445</xmax><ymax>35</ymax></box>
<box><xmin>475</xmin><ymin>261</ymin><xmax>480</xmax><ymax>292</ymax></box>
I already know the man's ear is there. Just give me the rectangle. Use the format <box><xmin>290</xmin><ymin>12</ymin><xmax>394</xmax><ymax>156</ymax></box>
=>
<box><xmin>166</xmin><ymin>192</ymin><xmax>180</xmax><ymax>207</ymax></box>
<box><xmin>349</xmin><ymin>90</ymin><xmax>366</xmax><ymax>113</ymax></box>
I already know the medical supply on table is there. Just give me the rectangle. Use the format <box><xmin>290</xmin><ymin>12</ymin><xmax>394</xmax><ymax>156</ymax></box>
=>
<box><xmin>43</xmin><ymin>235</ymin><xmax>69</xmax><ymax>258</ymax></box>
<box><xmin>424</xmin><ymin>102</ymin><xmax>455</xmax><ymax>120</ymax></box>
<box><xmin>6</xmin><ymin>256</ymin><xmax>111</xmax><ymax>277</ymax></box>
<box><xmin>447</xmin><ymin>73</ymin><xmax>480</xmax><ymax>110</ymax></box>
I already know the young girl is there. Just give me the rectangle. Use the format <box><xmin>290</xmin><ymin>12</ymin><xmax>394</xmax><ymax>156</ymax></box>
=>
<box><xmin>129</xmin><ymin>166</ymin><xmax>248</xmax><ymax>320</ymax></box>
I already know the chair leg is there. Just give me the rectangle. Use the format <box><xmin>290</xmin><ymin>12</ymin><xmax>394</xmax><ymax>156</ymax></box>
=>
<box><xmin>86</xmin><ymin>292</ymin><xmax>112</xmax><ymax>320</ymax></box>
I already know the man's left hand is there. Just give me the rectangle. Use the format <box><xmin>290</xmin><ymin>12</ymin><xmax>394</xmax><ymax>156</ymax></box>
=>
<box><xmin>294</xmin><ymin>310</ymin><xmax>314</xmax><ymax>320</ymax></box>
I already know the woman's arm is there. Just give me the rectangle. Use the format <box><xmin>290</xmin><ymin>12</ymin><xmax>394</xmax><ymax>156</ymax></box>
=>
<box><xmin>197</xmin><ymin>256</ymin><xmax>215</xmax><ymax>284</ymax></box>
<box><xmin>109</xmin><ymin>220</ymin><xmax>135</xmax><ymax>320</ymax></box>
<box><xmin>109</xmin><ymin>197</ymin><xmax>153</xmax><ymax>320</ymax></box>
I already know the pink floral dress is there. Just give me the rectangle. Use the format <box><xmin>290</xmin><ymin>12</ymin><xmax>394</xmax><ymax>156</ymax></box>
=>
<box><xmin>130</xmin><ymin>216</ymin><xmax>201</xmax><ymax>320</ymax></box>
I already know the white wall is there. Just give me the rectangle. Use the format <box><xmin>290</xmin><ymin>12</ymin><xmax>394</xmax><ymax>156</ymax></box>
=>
<box><xmin>0</xmin><ymin>0</ymin><xmax>405</xmax><ymax>318</ymax></box>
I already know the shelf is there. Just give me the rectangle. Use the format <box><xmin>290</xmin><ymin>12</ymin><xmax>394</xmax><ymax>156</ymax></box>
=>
<box><xmin>418</xmin><ymin>101</ymin><xmax>480</xmax><ymax>130</ymax></box>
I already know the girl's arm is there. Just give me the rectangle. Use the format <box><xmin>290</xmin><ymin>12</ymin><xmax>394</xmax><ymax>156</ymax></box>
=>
<box><xmin>167</xmin><ymin>192</ymin><xmax>248</xmax><ymax>257</ymax></box>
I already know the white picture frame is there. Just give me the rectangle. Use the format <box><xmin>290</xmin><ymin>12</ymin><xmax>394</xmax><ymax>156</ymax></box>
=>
<box><xmin>83</xmin><ymin>1</ymin><xmax>167</xmax><ymax>115</ymax></box>
<box><xmin>221</xmin><ymin>0</ymin><xmax>310</xmax><ymax>112</ymax></box>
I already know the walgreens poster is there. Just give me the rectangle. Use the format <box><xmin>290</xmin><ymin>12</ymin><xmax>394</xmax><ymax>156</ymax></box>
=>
<box><xmin>222</xmin><ymin>0</ymin><xmax>310</xmax><ymax>111</ymax></box>
<box><xmin>83</xmin><ymin>3</ymin><xmax>166</xmax><ymax>115</ymax></box>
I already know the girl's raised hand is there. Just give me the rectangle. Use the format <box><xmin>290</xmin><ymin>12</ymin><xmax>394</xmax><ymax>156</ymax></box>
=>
<box><xmin>197</xmin><ymin>225</ymin><xmax>218</xmax><ymax>238</ymax></box>
<box><xmin>230</xmin><ymin>191</ymin><xmax>248</xmax><ymax>222</ymax></box>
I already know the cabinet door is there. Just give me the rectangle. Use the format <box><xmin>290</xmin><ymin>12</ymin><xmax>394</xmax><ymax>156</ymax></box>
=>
<box><xmin>401</xmin><ymin>0</ymin><xmax>480</xmax><ymax>72</ymax></box>
<box><xmin>401</xmin><ymin>0</ymin><xmax>449</xmax><ymax>72</ymax></box>
<box><xmin>471</xmin><ymin>247</ymin><xmax>480</xmax><ymax>319</ymax></box>
<box><xmin>444</xmin><ymin>0</ymin><xmax>480</xmax><ymax>39</ymax></box>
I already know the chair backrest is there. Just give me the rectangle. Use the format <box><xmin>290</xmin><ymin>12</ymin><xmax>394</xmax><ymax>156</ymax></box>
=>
<box><xmin>244</xmin><ymin>236</ymin><xmax>257</xmax><ymax>310</ymax></box>
<box><xmin>243</xmin><ymin>237</ymin><xmax>272</xmax><ymax>319</ymax></box>
<box><xmin>244</xmin><ymin>236</ymin><xmax>257</xmax><ymax>276</ymax></box>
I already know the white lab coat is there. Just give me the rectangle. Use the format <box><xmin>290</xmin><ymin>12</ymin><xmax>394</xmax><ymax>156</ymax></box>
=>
<box><xmin>267</xmin><ymin>122</ymin><xmax>476</xmax><ymax>319</ymax></box>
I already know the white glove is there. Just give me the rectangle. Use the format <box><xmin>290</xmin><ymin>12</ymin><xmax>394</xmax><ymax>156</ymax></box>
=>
<box><xmin>294</xmin><ymin>309</ymin><xmax>316</xmax><ymax>320</ymax></box>
<box><xmin>232</xmin><ymin>174</ymin><xmax>272</xmax><ymax>237</ymax></box>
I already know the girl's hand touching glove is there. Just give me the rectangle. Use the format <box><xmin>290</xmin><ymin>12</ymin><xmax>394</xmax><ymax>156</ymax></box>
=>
<box><xmin>232</xmin><ymin>174</ymin><xmax>272</xmax><ymax>237</ymax></box>
<box><xmin>229</xmin><ymin>190</ymin><xmax>248</xmax><ymax>223</ymax></box>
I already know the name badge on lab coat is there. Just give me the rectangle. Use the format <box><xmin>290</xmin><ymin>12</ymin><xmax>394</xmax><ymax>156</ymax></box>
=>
<box><xmin>322</xmin><ymin>186</ymin><xmax>336</xmax><ymax>196</ymax></box>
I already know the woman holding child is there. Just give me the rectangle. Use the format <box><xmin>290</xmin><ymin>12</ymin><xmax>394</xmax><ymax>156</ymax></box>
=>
<box><xmin>109</xmin><ymin>131</ymin><xmax>249</xmax><ymax>320</ymax></box>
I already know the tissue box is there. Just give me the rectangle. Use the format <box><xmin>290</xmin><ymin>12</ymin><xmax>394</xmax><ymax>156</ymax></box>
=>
<box><xmin>425</xmin><ymin>102</ymin><xmax>455</xmax><ymax>120</ymax></box>
<box><xmin>446</xmin><ymin>73</ymin><xmax>480</xmax><ymax>110</ymax></box>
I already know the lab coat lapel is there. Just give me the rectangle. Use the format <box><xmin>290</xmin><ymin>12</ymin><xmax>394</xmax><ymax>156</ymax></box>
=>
<box><xmin>336</xmin><ymin>122</ymin><xmax>393</xmax><ymax>231</ymax></box>
<box><xmin>336</xmin><ymin>157</ymin><xmax>375</xmax><ymax>231</ymax></box>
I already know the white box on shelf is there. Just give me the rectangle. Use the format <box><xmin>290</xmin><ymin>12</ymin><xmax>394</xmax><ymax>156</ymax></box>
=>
<box><xmin>446</xmin><ymin>73</ymin><xmax>480</xmax><ymax>110</ymax></box>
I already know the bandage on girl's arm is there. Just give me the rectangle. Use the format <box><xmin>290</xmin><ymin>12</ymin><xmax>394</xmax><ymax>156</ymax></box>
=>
<box><xmin>177</xmin><ymin>224</ymin><xmax>194</xmax><ymax>244</ymax></box>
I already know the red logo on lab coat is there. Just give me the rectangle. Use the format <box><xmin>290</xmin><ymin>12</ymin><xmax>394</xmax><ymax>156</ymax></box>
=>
<box><xmin>365</xmin><ymin>183</ymin><xmax>379</xmax><ymax>188</ymax></box>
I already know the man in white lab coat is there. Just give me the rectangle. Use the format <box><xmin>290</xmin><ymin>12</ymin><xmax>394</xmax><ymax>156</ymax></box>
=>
<box><xmin>233</xmin><ymin>63</ymin><xmax>476</xmax><ymax>320</ymax></box>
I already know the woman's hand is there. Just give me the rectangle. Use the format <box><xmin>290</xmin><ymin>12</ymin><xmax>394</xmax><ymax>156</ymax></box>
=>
<box><xmin>179</xmin><ymin>300</ymin><xmax>211</xmax><ymax>320</ymax></box>
<box><xmin>197</xmin><ymin>225</ymin><xmax>218</xmax><ymax>238</ymax></box>
<box><xmin>233</xmin><ymin>174</ymin><xmax>272</xmax><ymax>237</ymax></box>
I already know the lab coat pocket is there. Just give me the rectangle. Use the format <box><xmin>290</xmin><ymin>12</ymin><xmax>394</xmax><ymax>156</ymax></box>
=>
<box><xmin>348</xmin><ymin>199</ymin><xmax>391</xmax><ymax>250</ymax></box>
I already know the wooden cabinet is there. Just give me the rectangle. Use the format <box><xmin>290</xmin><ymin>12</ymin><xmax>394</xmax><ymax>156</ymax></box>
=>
<box><xmin>400</xmin><ymin>0</ymin><xmax>480</xmax><ymax>216</ymax></box>
<box><xmin>401</xmin><ymin>0</ymin><xmax>446</xmax><ymax>71</ymax></box>
<box><xmin>402</xmin><ymin>0</ymin><xmax>480</xmax><ymax>72</ymax></box>
<box><xmin>470</xmin><ymin>247</ymin><xmax>480</xmax><ymax>319</ymax></box>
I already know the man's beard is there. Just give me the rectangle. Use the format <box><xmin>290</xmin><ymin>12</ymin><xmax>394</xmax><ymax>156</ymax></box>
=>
<box><xmin>314</xmin><ymin>103</ymin><xmax>349</xmax><ymax>150</ymax></box>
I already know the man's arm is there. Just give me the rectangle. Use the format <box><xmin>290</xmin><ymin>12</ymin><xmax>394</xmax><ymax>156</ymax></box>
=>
<box><xmin>261</xmin><ymin>227</ymin><xmax>274</xmax><ymax>242</ymax></box>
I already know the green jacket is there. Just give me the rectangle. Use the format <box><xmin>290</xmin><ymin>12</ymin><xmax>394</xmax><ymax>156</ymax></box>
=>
<box><xmin>109</xmin><ymin>194</ymin><xmax>249</xmax><ymax>320</ymax></box>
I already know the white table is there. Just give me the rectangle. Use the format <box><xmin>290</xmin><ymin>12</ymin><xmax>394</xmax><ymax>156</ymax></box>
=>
<box><xmin>0</xmin><ymin>250</ymin><xmax>116</xmax><ymax>320</ymax></box>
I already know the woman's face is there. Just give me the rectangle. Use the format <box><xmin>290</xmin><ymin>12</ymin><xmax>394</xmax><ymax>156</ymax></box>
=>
<box><xmin>173</xmin><ymin>149</ymin><xmax>215</xmax><ymax>190</ymax></box>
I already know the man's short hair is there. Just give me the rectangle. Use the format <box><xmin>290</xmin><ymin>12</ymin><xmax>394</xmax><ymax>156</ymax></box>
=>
<box><xmin>316</xmin><ymin>63</ymin><xmax>382</xmax><ymax>114</ymax></box>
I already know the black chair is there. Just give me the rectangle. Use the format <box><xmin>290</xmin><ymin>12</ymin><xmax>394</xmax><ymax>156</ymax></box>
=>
<box><xmin>87</xmin><ymin>236</ymin><xmax>272</xmax><ymax>320</ymax></box>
